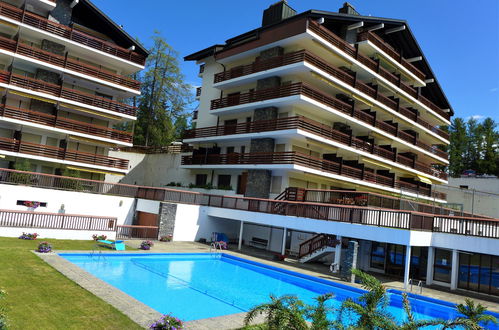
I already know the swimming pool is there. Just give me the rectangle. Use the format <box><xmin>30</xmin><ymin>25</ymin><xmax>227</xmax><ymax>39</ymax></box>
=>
<box><xmin>60</xmin><ymin>253</ymin><xmax>499</xmax><ymax>326</ymax></box>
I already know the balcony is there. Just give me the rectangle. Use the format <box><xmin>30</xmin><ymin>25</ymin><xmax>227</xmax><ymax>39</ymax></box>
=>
<box><xmin>0</xmin><ymin>70</ymin><xmax>137</xmax><ymax>117</ymax></box>
<box><xmin>183</xmin><ymin>116</ymin><xmax>448</xmax><ymax>179</ymax></box>
<box><xmin>307</xmin><ymin>21</ymin><xmax>450</xmax><ymax>122</ymax></box>
<box><xmin>209</xmin><ymin>82</ymin><xmax>448</xmax><ymax>158</ymax></box>
<box><xmin>357</xmin><ymin>31</ymin><xmax>425</xmax><ymax>81</ymax></box>
<box><xmin>0</xmin><ymin>35</ymin><xmax>140</xmax><ymax>91</ymax></box>
<box><xmin>0</xmin><ymin>1</ymin><xmax>145</xmax><ymax>66</ymax></box>
<box><xmin>0</xmin><ymin>105</ymin><xmax>133</xmax><ymax>144</ymax></box>
<box><xmin>0</xmin><ymin>136</ymin><xmax>129</xmax><ymax>170</ymax></box>
<box><xmin>182</xmin><ymin>151</ymin><xmax>443</xmax><ymax>199</ymax></box>
<box><xmin>213</xmin><ymin>49</ymin><xmax>450</xmax><ymax>137</ymax></box>
<box><xmin>280</xmin><ymin>188</ymin><xmax>467</xmax><ymax>217</ymax></box>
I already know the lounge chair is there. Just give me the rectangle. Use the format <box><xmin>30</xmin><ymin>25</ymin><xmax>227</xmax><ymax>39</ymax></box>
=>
<box><xmin>97</xmin><ymin>239</ymin><xmax>126</xmax><ymax>251</ymax></box>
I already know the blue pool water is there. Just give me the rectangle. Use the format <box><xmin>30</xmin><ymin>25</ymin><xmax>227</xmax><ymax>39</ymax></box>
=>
<box><xmin>60</xmin><ymin>253</ymin><xmax>499</xmax><ymax>326</ymax></box>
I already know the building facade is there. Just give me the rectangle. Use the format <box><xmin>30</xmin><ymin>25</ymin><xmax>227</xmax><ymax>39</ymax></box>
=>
<box><xmin>0</xmin><ymin>0</ymin><xmax>147</xmax><ymax>179</ymax></box>
<box><xmin>179</xmin><ymin>2</ymin><xmax>499</xmax><ymax>297</ymax></box>
<box><xmin>183</xmin><ymin>2</ymin><xmax>451</xmax><ymax>204</ymax></box>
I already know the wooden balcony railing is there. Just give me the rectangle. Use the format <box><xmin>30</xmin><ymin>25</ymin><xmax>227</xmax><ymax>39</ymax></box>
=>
<box><xmin>0</xmin><ymin>36</ymin><xmax>141</xmax><ymax>90</ymax></box>
<box><xmin>0</xmin><ymin>1</ymin><xmax>146</xmax><ymax>65</ymax></box>
<box><xmin>116</xmin><ymin>225</ymin><xmax>159</xmax><ymax>239</ymax></box>
<box><xmin>0</xmin><ymin>70</ymin><xmax>137</xmax><ymax>117</ymax></box>
<box><xmin>307</xmin><ymin>21</ymin><xmax>451</xmax><ymax>123</ymax></box>
<box><xmin>0</xmin><ymin>136</ymin><xmax>129</xmax><ymax>169</ymax></box>
<box><xmin>183</xmin><ymin>116</ymin><xmax>448</xmax><ymax>179</ymax></box>
<box><xmin>210</xmin><ymin>82</ymin><xmax>448</xmax><ymax>157</ymax></box>
<box><xmin>0</xmin><ymin>209</ymin><xmax>116</xmax><ymax>231</ymax></box>
<box><xmin>181</xmin><ymin>151</ymin><xmax>442</xmax><ymax>198</ymax></box>
<box><xmin>213</xmin><ymin>49</ymin><xmax>449</xmax><ymax>138</ymax></box>
<box><xmin>0</xmin><ymin>168</ymin><xmax>496</xmax><ymax>238</ymax></box>
<box><xmin>298</xmin><ymin>234</ymin><xmax>338</xmax><ymax>258</ymax></box>
<box><xmin>282</xmin><ymin>187</ymin><xmax>473</xmax><ymax>218</ymax></box>
<box><xmin>357</xmin><ymin>31</ymin><xmax>425</xmax><ymax>81</ymax></box>
<box><xmin>0</xmin><ymin>105</ymin><xmax>133</xmax><ymax>143</ymax></box>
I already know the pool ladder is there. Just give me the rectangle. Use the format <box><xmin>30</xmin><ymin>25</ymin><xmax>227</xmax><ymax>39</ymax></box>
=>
<box><xmin>210</xmin><ymin>241</ymin><xmax>223</xmax><ymax>252</ymax></box>
<box><xmin>408</xmin><ymin>279</ymin><xmax>423</xmax><ymax>294</ymax></box>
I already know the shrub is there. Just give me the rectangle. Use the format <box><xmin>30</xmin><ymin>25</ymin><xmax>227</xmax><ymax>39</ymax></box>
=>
<box><xmin>149</xmin><ymin>314</ymin><xmax>183</xmax><ymax>329</ymax></box>
<box><xmin>11</xmin><ymin>159</ymin><xmax>32</xmax><ymax>184</ymax></box>
<box><xmin>140</xmin><ymin>240</ymin><xmax>154</xmax><ymax>250</ymax></box>
<box><xmin>166</xmin><ymin>182</ymin><xmax>177</xmax><ymax>187</ymax></box>
<box><xmin>37</xmin><ymin>241</ymin><xmax>52</xmax><ymax>253</ymax></box>
<box><xmin>18</xmin><ymin>232</ymin><xmax>39</xmax><ymax>240</ymax></box>
<box><xmin>60</xmin><ymin>169</ymin><xmax>84</xmax><ymax>191</ymax></box>
<box><xmin>0</xmin><ymin>289</ymin><xmax>7</xmax><ymax>330</ymax></box>
<box><xmin>159</xmin><ymin>235</ymin><xmax>173</xmax><ymax>242</ymax></box>
<box><xmin>92</xmin><ymin>234</ymin><xmax>108</xmax><ymax>241</ymax></box>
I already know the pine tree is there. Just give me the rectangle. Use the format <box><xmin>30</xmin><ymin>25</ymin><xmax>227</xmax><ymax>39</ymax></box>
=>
<box><xmin>448</xmin><ymin>118</ymin><xmax>468</xmax><ymax>177</ymax></box>
<box><xmin>134</xmin><ymin>31</ymin><xmax>192</xmax><ymax>147</ymax></box>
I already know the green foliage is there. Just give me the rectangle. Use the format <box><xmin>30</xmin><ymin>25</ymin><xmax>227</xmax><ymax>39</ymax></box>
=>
<box><xmin>60</xmin><ymin>169</ymin><xmax>84</xmax><ymax>191</ymax></box>
<box><xmin>244</xmin><ymin>294</ymin><xmax>308</xmax><ymax>330</ymax></box>
<box><xmin>448</xmin><ymin>117</ymin><xmax>499</xmax><ymax>177</ymax></box>
<box><xmin>339</xmin><ymin>269</ymin><xmax>396</xmax><ymax>330</ymax></box>
<box><xmin>134</xmin><ymin>31</ymin><xmax>193</xmax><ymax>147</ymax></box>
<box><xmin>0</xmin><ymin>289</ymin><xmax>7</xmax><ymax>330</ymax></box>
<box><xmin>10</xmin><ymin>159</ymin><xmax>33</xmax><ymax>184</ymax></box>
<box><xmin>450</xmin><ymin>298</ymin><xmax>498</xmax><ymax>330</ymax></box>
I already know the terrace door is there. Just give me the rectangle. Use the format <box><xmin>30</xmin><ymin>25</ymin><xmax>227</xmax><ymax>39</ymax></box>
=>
<box><xmin>237</xmin><ymin>172</ymin><xmax>248</xmax><ymax>195</ymax></box>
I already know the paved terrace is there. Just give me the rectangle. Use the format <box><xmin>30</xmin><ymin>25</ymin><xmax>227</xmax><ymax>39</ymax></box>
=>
<box><xmin>38</xmin><ymin>241</ymin><xmax>499</xmax><ymax>330</ymax></box>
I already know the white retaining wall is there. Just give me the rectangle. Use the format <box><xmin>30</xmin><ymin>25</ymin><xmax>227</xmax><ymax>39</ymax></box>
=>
<box><xmin>0</xmin><ymin>183</ymin><xmax>135</xmax><ymax>240</ymax></box>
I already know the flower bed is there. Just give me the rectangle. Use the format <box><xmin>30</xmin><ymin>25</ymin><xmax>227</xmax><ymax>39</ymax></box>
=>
<box><xmin>149</xmin><ymin>314</ymin><xmax>183</xmax><ymax>329</ymax></box>
<box><xmin>18</xmin><ymin>232</ymin><xmax>38</xmax><ymax>240</ymax></box>
<box><xmin>140</xmin><ymin>240</ymin><xmax>154</xmax><ymax>250</ymax></box>
<box><xmin>92</xmin><ymin>234</ymin><xmax>108</xmax><ymax>241</ymax></box>
<box><xmin>37</xmin><ymin>241</ymin><xmax>52</xmax><ymax>253</ymax></box>
<box><xmin>159</xmin><ymin>235</ymin><xmax>173</xmax><ymax>242</ymax></box>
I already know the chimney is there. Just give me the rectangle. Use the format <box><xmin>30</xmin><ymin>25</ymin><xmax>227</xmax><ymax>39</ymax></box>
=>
<box><xmin>339</xmin><ymin>2</ymin><xmax>360</xmax><ymax>16</ymax></box>
<box><xmin>262</xmin><ymin>1</ymin><xmax>297</xmax><ymax>27</ymax></box>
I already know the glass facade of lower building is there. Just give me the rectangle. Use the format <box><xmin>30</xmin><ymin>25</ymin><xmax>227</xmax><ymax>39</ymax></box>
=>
<box><xmin>458</xmin><ymin>252</ymin><xmax>499</xmax><ymax>295</ymax></box>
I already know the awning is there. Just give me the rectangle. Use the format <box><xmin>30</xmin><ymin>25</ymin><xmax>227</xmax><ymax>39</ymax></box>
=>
<box><xmin>9</xmin><ymin>90</ymin><xmax>57</xmax><ymax>104</ymax></box>
<box><xmin>66</xmin><ymin>166</ymin><xmax>125</xmax><ymax>176</ymax></box>
<box><xmin>68</xmin><ymin>135</ymin><xmax>117</xmax><ymax>147</ymax></box>
<box><xmin>416</xmin><ymin>175</ymin><xmax>432</xmax><ymax>185</ymax></box>
<box><xmin>362</xmin><ymin>158</ymin><xmax>391</xmax><ymax>170</ymax></box>
<box><xmin>60</xmin><ymin>103</ymin><xmax>122</xmax><ymax>120</ymax></box>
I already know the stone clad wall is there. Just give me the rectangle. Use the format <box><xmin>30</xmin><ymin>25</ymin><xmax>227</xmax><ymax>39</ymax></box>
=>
<box><xmin>158</xmin><ymin>202</ymin><xmax>177</xmax><ymax>239</ymax></box>
<box><xmin>340</xmin><ymin>240</ymin><xmax>359</xmax><ymax>282</ymax></box>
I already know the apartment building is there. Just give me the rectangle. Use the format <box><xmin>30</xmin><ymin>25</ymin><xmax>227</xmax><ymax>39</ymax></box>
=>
<box><xmin>179</xmin><ymin>3</ymin><xmax>499</xmax><ymax>296</ymax></box>
<box><xmin>0</xmin><ymin>0</ymin><xmax>147</xmax><ymax>179</ymax></box>
<box><xmin>183</xmin><ymin>2</ymin><xmax>450</xmax><ymax>203</ymax></box>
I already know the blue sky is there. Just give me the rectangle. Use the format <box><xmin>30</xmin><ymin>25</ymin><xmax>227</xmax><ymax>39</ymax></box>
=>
<box><xmin>92</xmin><ymin>0</ymin><xmax>499</xmax><ymax>121</ymax></box>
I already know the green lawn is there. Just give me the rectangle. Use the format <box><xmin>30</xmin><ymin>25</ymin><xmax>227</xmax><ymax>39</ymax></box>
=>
<box><xmin>0</xmin><ymin>237</ymin><xmax>142</xmax><ymax>330</ymax></box>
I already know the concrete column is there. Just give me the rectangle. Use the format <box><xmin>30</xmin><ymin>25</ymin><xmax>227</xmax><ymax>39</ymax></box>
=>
<box><xmin>281</xmin><ymin>227</ymin><xmax>287</xmax><ymax>255</ymax></box>
<box><xmin>333</xmin><ymin>235</ymin><xmax>342</xmax><ymax>272</ymax></box>
<box><xmin>450</xmin><ymin>249</ymin><xmax>459</xmax><ymax>290</ymax></box>
<box><xmin>426</xmin><ymin>247</ymin><xmax>435</xmax><ymax>286</ymax></box>
<box><xmin>238</xmin><ymin>221</ymin><xmax>244</xmax><ymax>250</ymax></box>
<box><xmin>403</xmin><ymin>245</ymin><xmax>412</xmax><ymax>290</ymax></box>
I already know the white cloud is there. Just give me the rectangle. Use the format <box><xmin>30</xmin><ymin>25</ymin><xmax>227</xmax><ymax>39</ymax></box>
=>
<box><xmin>466</xmin><ymin>115</ymin><xmax>485</xmax><ymax>121</ymax></box>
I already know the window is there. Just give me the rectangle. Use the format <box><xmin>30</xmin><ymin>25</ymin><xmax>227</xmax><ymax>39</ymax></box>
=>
<box><xmin>195</xmin><ymin>174</ymin><xmax>207</xmax><ymax>186</ymax></box>
<box><xmin>226</xmin><ymin>146</ymin><xmax>235</xmax><ymax>154</ymax></box>
<box><xmin>240</xmin><ymin>146</ymin><xmax>246</xmax><ymax>154</ymax></box>
<box><xmin>17</xmin><ymin>200</ymin><xmax>47</xmax><ymax>207</ymax></box>
<box><xmin>217</xmin><ymin>175</ymin><xmax>231</xmax><ymax>189</ymax></box>
<box><xmin>370</xmin><ymin>242</ymin><xmax>385</xmax><ymax>270</ymax></box>
<box><xmin>459</xmin><ymin>185</ymin><xmax>469</xmax><ymax>189</ymax></box>
<box><xmin>96</xmin><ymin>92</ymin><xmax>112</xmax><ymax>100</ymax></box>
<box><xmin>433</xmin><ymin>249</ymin><xmax>452</xmax><ymax>283</ymax></box>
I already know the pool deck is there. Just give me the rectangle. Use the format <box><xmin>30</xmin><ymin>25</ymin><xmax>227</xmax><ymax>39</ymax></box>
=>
<box><xmin>37</xmin><ymin>241</ymin><xmax>499</xmax><ymax>329</ymax></box>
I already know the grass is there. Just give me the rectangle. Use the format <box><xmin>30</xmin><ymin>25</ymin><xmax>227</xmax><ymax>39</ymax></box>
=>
<box><xmin>0</xmin><ymin>237</ymin><xmax>143</xmax><ymax>330</ymax></box>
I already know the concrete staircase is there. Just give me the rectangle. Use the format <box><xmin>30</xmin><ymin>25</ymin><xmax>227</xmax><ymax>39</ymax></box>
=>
<box><xmin>298</xmin><ymin>234</ymin><xmax>340</xmax><ymax>263</ymax></box>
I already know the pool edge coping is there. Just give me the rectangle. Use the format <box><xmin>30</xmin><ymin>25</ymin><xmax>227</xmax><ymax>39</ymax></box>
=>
<box><xmin>33</xmin><ymin>250</ymin><xmax>162</xmax><ymax>329</ymax></box>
